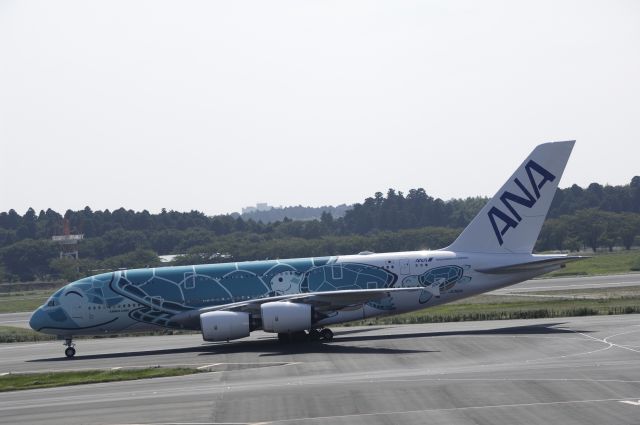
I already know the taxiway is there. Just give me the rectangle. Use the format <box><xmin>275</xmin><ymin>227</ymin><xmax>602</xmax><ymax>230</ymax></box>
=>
<box><xmin>1</xmin><ymin>314</ymin><xmax>640</xmax><ymax>425</ymax></box>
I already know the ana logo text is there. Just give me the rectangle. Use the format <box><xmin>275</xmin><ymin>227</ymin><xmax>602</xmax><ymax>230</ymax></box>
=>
<box><xmin>488</xmin><ymin>160</ymin><xmax>555</xmax><ymax>245</ymax></box>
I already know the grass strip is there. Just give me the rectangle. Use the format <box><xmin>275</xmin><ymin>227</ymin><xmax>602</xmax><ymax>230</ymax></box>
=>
<box><xmin>0</xmin><ymin>325</ymin><xmax>198</xmax><ymax>344</ymax></box>
<box><xmin>546</xmin><ymin>250</ymin><xmax>640</xmax><ymax>277</ymax></box>
<box><xmin>0</xmin><ymin>367</ymin><xmax>200</xmax><ymax>392</ymax></box>
<box><xmin>0</xmin><ymin>296</ymin><xmax>49</xmax><ymax>314</ymax></box>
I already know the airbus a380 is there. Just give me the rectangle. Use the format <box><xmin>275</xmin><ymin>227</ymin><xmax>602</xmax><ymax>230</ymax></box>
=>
<box><xmin>30</xmin><ymin>141</ymin><xmax>581</xmax><ymax>358</ymax></box>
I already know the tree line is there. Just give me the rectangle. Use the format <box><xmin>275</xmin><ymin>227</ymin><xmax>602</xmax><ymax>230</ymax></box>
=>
<box><xmin>240</xmin><ymin>204</ymin><xmax>351</xmax><ymax>223</ymax></box>
<box><xmin>0</xmin><ymin>176</ymin><xmax>638</xmax><ymax>281</ymax></box>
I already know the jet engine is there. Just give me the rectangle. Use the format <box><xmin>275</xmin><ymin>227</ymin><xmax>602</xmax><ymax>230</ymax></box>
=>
<box><xmin>200</xmin><ymin>311</ymin><xmax>250</xmax><ymax>342</ymax></box>
<box><xmin>261</xmin><ymin>302</ymin><xmax>312</xmax><ymax>333</ymax></box>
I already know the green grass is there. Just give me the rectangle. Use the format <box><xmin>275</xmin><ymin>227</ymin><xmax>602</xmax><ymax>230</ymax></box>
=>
<box><xmin>0</xmin><ymin>289</ymin><xmax>50</xmax><ymax>314</ymax></box>
<box><xmin>0</xmin><ymin>367</ymin><xmax>201</xmax><ymax>392</ymax></box>
<box><xmin>546</xmin><ymin>250</ymin><xmax>640</xmax><ymax>277</ymax></box>
<box><xmin>632</xmin><ymin>256</ymin><xmax>640</xmax><ymax>271</ymax></box>
<box><xmin>0</xmin><ymin>297</ymin><xmax>48</xmax><ymax>314</ymax></box>
<box><xmin>0</xmin><ymin>326</ymin><xmax>55</xmax><ymax>343</ymax></box>
<box><xmin>0</xmin><ymin>325</ymin><xmax>198</xmax><ymax>344</ymax></box>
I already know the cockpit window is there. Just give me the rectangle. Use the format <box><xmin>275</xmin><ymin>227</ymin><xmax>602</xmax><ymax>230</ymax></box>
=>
<box><xmin>46</xmin><ymin>299</ymin><xmax>58</xmax><ymax>307</ymax></box>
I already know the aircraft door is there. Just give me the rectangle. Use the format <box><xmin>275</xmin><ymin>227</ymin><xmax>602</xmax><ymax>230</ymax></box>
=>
<box><xmin>60</xmin><ymin>291</ymin><xmax>85</xmax><ymax>321</ymax></box>
<box><xmin>71</xmin><ymin>296</ymin><xmax>84</xmax><ymax>320</ymax></box>
<box><xmin>399</xmin><ymin>259</ymin><xmax>411</xmax><ymax>275</ymax></box>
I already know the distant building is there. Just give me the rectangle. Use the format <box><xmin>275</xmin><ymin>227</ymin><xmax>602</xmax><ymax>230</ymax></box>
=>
<box><xmin>242</xmin><ymin>203</ymin><xmax>274</xmax><ymax>214</ymax></box>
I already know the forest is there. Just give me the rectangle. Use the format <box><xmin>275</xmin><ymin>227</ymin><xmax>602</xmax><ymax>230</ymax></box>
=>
<box><xmin>0</xmin><ymin>177</ymin><xmax>639</xmax><ymax>282</ymax></box>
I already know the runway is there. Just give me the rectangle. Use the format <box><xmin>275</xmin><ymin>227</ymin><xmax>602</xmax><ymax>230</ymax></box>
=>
<box><xmin>2</xmin><ymin>314</ymin><xmax>640</xmax><ymax>425</ymax></box>
<box><xmin>491</xmin><ymin>272</ymin><xmax>640</xmax><ymax>293</ymax></box>
<box><xmin>0</xmin><ymin>312</ymin><xmax>33</xmax><ymax>328</ymax></box>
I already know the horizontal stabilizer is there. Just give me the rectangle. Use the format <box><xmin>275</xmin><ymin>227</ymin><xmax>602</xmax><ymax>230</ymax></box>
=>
<box><xmin>476</xmin><ymin>256</ymin><xmax>587</xmax><ymax>274</ymax></box>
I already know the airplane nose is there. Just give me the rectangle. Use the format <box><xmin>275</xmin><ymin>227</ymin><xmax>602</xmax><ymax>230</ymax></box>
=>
<box><xmin>29</xmin><ymin>308</ymin><xmax>47</xmax><ymax>332</ymax></box>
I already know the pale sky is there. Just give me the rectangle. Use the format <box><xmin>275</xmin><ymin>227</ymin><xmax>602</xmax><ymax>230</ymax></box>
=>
<box><xmin>1</xmin><ymin>0</ymin><xmax>639</xmax><ymax>216</ymax></box>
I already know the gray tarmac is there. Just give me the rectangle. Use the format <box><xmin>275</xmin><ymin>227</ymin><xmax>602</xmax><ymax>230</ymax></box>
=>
<box><xmin>1</xmin><ymin>273</ymin><xmax>640</xmax><ymax>425</ymax></box>
<box><xmin>1</xmin><ymin>314</ymin><xmax>640</xmax><ymax>425</ymax></box>
<box><xmin>0</xmin><ymin>311</ymin><xmax>32</xmax><ymax>328</ymax></box>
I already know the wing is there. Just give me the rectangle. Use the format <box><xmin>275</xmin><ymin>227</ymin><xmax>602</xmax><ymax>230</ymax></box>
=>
<box><xmin>171</xmin><ymin>287</ymin><xmax>422</xmax><ymax>329</ymax></box>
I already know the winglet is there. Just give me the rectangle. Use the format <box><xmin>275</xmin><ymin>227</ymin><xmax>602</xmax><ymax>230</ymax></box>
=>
<box><xmin>445</xmin><ymin>141</ymin><xmax>575</xmax><ymax>254</ymax></box>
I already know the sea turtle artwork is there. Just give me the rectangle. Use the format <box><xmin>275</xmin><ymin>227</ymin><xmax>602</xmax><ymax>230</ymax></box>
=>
<box><xmin>400</xmin><ymin>265</ymin><xmax>472</xmax><ymax>304</ymax></box>
<box><xmin>106</xmin><ymin>257</ymin><xmax>403</xmax><ymax>328</ymax></box>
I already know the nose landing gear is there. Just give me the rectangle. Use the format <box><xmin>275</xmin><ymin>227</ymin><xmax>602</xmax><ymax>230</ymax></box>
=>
<box><xmin>63</xmin><ymin>338</ymin><xmax>76</xmax><ymax>358</ymax></box>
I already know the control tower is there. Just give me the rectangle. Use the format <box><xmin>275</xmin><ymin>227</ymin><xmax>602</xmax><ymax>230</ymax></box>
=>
<box><xmin>52</xmin><ymin>218</ymin><xmax>83</xmax><ymax>259</ymax></box>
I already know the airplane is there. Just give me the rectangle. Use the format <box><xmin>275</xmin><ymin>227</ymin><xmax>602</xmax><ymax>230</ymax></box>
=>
<box><xmin>30</xmin><ymin>141</ymin><xmax>582</xmax><ymax>358</ymax></box>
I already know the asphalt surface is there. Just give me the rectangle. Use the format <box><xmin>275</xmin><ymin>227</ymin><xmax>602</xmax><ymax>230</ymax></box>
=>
<box><xmin>1</xmin><ymin>273</ymin><xmax>640</xmax><ymax>425</ymax></box>
<box><xmin>1</xmin><ymin>314</ymin><xmax>640</xmax><ymax>425</ymax></box>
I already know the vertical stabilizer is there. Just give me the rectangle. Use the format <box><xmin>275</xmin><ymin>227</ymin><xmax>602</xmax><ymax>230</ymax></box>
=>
<box><xmin>445</xmin><ymin>141</ymin><xmax>575</xmax><ymax>254</ymax></box>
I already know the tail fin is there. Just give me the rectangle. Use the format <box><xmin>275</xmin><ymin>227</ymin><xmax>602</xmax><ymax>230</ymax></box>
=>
<box><xmin>445</xmin><ymin>141</ymin><xmax>575</xmax><ymax>254</ymax></box>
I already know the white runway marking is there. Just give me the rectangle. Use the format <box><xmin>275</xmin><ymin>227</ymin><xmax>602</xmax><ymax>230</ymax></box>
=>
<box><xmin>119</xmin><ymin>423</ymin><xmax>268</xmax><ymax>425</ymax></box>
<box><xmin>269</xmin><ymin>396</ymin><xmax>640</xmax><ymax>423</ymax></box>
<box><xmin>196</xmin><ymin>363</ymin><xmax>220</xmax><ymax>370</ymax></box>
<box><xmin>576</xmin><ymin>328</ymin><xmax>640</xmax><ymax>354</ymax></box>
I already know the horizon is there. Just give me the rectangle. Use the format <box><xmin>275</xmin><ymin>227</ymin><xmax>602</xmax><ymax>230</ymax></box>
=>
<box><xmin>2</xmin><ymin>175</ymin><xmax>637</xmax><ymax>217</ymax></box>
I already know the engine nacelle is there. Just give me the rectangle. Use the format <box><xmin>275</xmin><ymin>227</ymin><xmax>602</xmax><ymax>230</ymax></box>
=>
<box><xmin>200</xmin><ymin>311</ymin><xmax>250</xmax><ymax>342</ymax></box>
<box><xmin>261</xmin><ymin>301</ymin><xmax>312</xmax><ymax>333</ymax></box>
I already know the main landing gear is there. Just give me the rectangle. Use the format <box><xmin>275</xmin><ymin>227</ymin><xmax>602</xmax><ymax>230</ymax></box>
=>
<box><xmin>309</xmin><ymin>328</ymin><xmax>334</xmax><ymax>342</ymax></box>
<box><xmin>63</xmin><ymin>338</ymin><xmax>76</xmax><ymax>358</ymax></box>
<box><xmin>277</xmin><ymin>328</ymin><xmax>334</xmax><ymax>343</ymax></box>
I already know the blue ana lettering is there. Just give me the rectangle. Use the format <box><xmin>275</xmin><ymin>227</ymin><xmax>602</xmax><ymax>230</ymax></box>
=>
<box><xmin>489</xmin><ymin>160</ymin><xmax>556</xmax><ymax>245</ymax></box>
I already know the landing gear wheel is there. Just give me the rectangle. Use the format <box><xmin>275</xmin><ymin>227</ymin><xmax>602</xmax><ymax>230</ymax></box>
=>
<box><xmin>308</xmin><ymin>329</ymin><xmax>321</xmax><ymax>341</ymax></box>
<box><xmin>320</xmin><ymin>328</ymin><xmax>334</xmax><ymax>342</ymax></box>
<box><xmin>63</xmin><ymin>337</ymin><xmax>76</xmax><ymax>358</ymax></box>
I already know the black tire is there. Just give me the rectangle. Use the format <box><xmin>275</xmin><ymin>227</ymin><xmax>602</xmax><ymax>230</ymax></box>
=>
<box><xmin>65</xmin><ymin>347</ymin><xmax>76</xmax><ymax>358</ymax></box>
<box><xmin>320</xmin><ymin>328</ymin><xmax>334</xmax><ymax>342</ymax></box>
